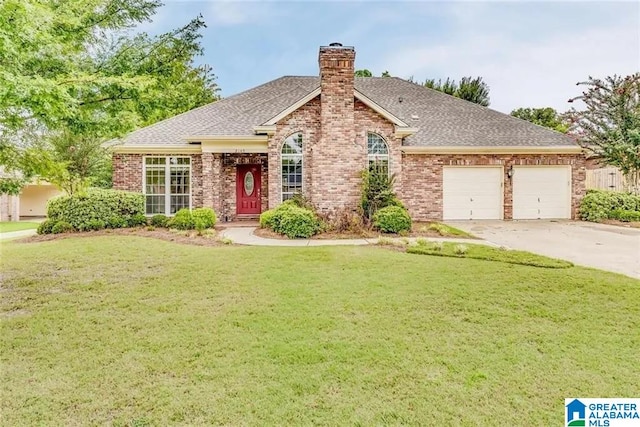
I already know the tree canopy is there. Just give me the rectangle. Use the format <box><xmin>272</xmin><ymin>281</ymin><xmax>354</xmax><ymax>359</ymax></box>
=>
<box><xmin>0</xmin><ymin>0</ymin><xmax>219</xmax><ymax>193</ymax></box>
<box><xmin>568</xmin><ymin>74</ymin><xmax>640</xmax><ymax>191</ymax></box>
<box><xmin>510</xmin><ymin>107</ymin><xmax>569</xmax><ymax>133</ymax></box>
<box><xmin>423</xmin><ymin>76</ymin><xmax>490</xmax><ymax>106</ymax></box>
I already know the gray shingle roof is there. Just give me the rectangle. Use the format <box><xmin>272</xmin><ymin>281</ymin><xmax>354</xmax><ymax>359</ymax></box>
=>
<box><xmin>117</xmin><ymin>76</ymin><xmax>575</xmax><ymax>147</ymax></box>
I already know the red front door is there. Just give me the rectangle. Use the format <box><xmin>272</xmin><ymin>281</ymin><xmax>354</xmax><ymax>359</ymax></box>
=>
<box><xmin>236</xmin><ymin>164</ymin><xmax>261</xmax><ymax>215</ymax></box>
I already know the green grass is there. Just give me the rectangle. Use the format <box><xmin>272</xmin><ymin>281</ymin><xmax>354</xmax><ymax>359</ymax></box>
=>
<box><xmin>407</xmin><ymin>241</ymin><xmax>574</xmax><ymax>268</ymax></box>
<box><xmin>1</xmin><ymin>236</ymin><xmax>639</xmax><ymax>425</ymax></box>
<box><xmin>0</xmin><ymin>221</ymin><xmax>39</xmax><ymax>233</ymax></box>
<box><xmin>427</xmin><ymin>222</ymin><xmax>474</xmax><ymax>238</ymax></box>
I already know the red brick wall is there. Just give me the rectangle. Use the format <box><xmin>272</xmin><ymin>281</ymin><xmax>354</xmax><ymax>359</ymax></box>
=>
<box><xmin>314</xmin><ymin>45</ymin><xmax>358</xmax><ymax>213</ymax></box>
<box><xmin>269</xmin><ymin>97</ymin><xmax>320</xmax><ymax>209</ymax></box>
<box><xmin>401</xmin><ymin>153</ymin><xmax>586</xmax><ymax>220</ymax></box>
<box><xmin>113</xmin><ymin>154</ymin><xmax>143</xmax><ymax>192</ymax></box>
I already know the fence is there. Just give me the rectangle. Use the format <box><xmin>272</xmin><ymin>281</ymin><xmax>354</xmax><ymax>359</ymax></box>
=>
<box><xmin>585</xmin><ymin>167</ymin><xmax>625</xmax><ymax>191</ymax></box>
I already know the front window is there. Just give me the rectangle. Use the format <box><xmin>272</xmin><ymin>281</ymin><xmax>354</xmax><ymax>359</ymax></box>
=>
<box><xmin>144</xmin><ymin>156</ymin><xmax>191</xmax><ymax>215</ymax></box>
<box><xmin>281</xmin><ymin>133</ymin><xmax>303</xmax><ymax>201</ymax></box>
<box><xmin>367</xmin><ymin>133</ymin><xmax>389</xmax><ymax>175</ymax></box>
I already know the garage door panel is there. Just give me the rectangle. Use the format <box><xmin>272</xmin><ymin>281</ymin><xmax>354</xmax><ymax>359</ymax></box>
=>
<box><xmin>512</xmin><ymin>167</ymin><xmax>571</xmax><ymax>219</ymax></box>
<box><xmin>443</xmin><ymin>167</ymin><xmax>503</xmax><ymax>220</ymax></box>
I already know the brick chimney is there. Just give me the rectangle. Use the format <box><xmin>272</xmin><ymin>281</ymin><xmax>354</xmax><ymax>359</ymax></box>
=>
<box><xmin>313</xmin><ymin>43</ymin><xmax>359</xmax><ymax>213</ymax></box>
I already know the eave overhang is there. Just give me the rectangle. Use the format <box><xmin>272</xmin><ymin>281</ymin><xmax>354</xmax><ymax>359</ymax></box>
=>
<box><xmin>401</xmin><ymin>145</ymin><xmax>584</xmax><ymax>154</ymax></box>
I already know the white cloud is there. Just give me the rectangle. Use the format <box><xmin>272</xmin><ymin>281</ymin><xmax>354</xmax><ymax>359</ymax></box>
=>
<box><xmin>377</xmin><ymin>3</ymin><xmax>640</xmax><ymax>113</ymax></box>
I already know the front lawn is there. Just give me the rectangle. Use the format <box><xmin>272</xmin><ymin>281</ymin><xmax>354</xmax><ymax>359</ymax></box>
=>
<box><xmin>1</xmin><ymin>236</ymin><xmax>638</xmax><ymax>425</ymax></box>
<box><xmin>0</xmin><ymin>221</ymin><xmax>39</xmax><ymax>233</ymax></box>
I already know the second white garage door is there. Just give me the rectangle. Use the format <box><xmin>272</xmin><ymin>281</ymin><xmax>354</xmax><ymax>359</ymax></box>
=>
<box><xmin>512</xmin><ymin>166</ymin><xmax>571</xmax><ymax>219</ymax></box>
<box><xmin>443</xmin><ymin>167</ymin><xmax>503</xmax><ymax>220</ymax></box>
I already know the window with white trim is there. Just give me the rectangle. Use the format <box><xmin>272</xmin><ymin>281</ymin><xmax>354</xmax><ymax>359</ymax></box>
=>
<box><xmin>144</xmin><ymin>156</ymin><xmax>191</xmax><ymax>215</ymax></box>
<box><xmin>281</xmin><ymin>132</ymin><xmax>303</xmax><ymax>201</ymax></box>
<box><xmin>367</xmin><ymin>133</ymin><xmax>389</xmax><ymax>175</ymax></box>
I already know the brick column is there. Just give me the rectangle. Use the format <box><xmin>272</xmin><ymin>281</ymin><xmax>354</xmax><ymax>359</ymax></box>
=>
<box><xmin>201</xmin><ymin>152</ymin><xmax>214</xmax><ymax>209</ymax></box>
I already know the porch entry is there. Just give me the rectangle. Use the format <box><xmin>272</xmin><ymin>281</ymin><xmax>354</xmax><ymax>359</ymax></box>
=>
<box><xmin>236</xmin><ymin>164</ymin><xmax>261</xmax><ymax>215</ymax></box>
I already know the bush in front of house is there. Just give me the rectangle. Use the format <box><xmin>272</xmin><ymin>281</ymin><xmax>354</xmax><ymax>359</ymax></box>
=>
<box><xmin>37</xmin><ymin>219</ymin><xmax>57</xmax><ymax>235</ymax></box>
<box><xmin>150</xmin><ymin>214</ymin><xmax>169</xmax><ymax>228</ymax></box>
<box><xmin>373</xmin><ymin>205</ymin><xmax>412</xmax><ymax>233</ymax></box>
<box><xmin>579</xmin><ymin>189</ymin><xmax>640</xmax><ymax>222</ymax></box>
<box><xmin>259</xmin><ymin>209</ymin><xmax>277</xmax><ymax>229</ymax></box>
<box><xmin>40</xmin><ymin>189</ymin><xmax>144</xmax><ymax>234</ymax></box>
<box><xmin>51</xmin><ymin>221</ymin><xmax>74</xmax><ymax>234</ymax></box>
<box><xmin>610</xmin><ymin>209</ymin><xmax>640</xmax><ymax>222</ymax></box>
<box><xmin>274</xmin><ymin>205</ymin><xmax>321</xmax><ymax>238</ymax></box>
<box><xmin>169</xmin><ymin>208</ymin><xmax>195</xmax><ymax>230</ymax></box>
<box><xmin>260</xmin><ymin>200</ymin><xmax>321</xmax><ymax>238</ymax></box>
<box><xmin>192</xmin><ymin>208</ymin><xmax>217</xmax><ymax>229</ymax></box>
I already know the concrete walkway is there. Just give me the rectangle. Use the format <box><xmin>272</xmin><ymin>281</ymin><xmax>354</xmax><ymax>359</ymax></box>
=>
<box><xmin>446</xmin><ymin>220</ymin><xmax>640</xmax><ymax>279</ymax></box>
<box><xmin>0</xmin><ymin>229</ymin><xmax>37</xmax><ymax>240</ymax></box>
<box><xmin>219</xmin><ymin>226</ymin><xmax>490</xmax><ymax>247</ymax></box>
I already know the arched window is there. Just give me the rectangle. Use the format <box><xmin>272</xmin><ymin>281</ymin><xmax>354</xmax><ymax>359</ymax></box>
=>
<box><xmin>281</xmin><ymin>132</ymin><xmax>303</xmax><ymax>201</ymax></box>
<box><xmin>367</xmin><ymin>133</ymin><xmax>389</xmax><ymax>175</ymax></box>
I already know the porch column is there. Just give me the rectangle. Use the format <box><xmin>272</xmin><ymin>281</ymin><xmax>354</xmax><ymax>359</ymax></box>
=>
<box><xmin>201</xmin><ymin>152</ymin><xmax>214</xmax><ymax>209</ymax></box>
<box><xmin>211</xmin><ymin>154</ymin><xmax>223</xmax><ymax>215</ymax></box>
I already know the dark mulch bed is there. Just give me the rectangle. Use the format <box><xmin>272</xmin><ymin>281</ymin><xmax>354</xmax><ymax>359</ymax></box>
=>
<box><xmin>14</xmin><ymin>227</ymin><xmax>227</xmax><ymax>247</ymax></box>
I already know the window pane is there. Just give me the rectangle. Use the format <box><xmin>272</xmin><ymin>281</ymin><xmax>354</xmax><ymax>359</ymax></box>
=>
<box><xmin>282</xmin><ymin>133</ymin><xmax>303</xmax><ymax>154</ymax></box>
<box><xmin>170</xmin><ymin>195</ymin><xmax>189</xmax><ymax>214</ymax></box>
<box><xmin>146</xmin><ymin>168</ymin><xmax>165</xmax><ymax>194</ymax></box>
<box><xmin>170</xmin><ymin>167</ymin><xmax>190</xmax><ymax>195</ymax></box>
<box><xmin>368</xmin><ymin>133</ymin><xmax>389</xmax><ymax>155</ymax></box>
<box><xmin>146</xmin><ymin>195</ymin><xmax>165</xmax><ymax>214</ymax></box>
<box><xmin>145</xmin><ymin>157</ymin><xmax>166</xmax><ymax>165</ymax></box>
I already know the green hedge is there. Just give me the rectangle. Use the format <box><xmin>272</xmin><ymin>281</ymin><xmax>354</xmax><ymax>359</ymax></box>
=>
<box><xmin>260</xmin><ymin>201</ymin><xmax>321</xmax><ymax>238</ymax></box>
<box><xmin>373</xmin><ymin>206</ymin><xmax>412</xmax><ymax>233</ymax></box>
<box><xmin>580</xmin><ymin>190</ymin><xmax>640</xmax><ymax>222</ymax></box>
<box><xmin>168</xmin><ymin>208</ymin><xmax>217</xmax><ymax>230</ymax></box>
<box><xmin>40</xmin><ymin>189</ymin><xmax>144</xmax><ymax>234</ymax></box>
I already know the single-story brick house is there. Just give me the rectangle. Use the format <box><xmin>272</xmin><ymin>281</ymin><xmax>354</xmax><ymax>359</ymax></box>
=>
<box><xmin>113</xmin><ymin>43</ymin><xmax>585</xmax><ymax>221</ymax></box>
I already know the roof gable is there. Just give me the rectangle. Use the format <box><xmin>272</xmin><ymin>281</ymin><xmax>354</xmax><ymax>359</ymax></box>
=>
<box><xmin>115</xmin><ymin>75</ymin><xmax>577</xmax><ymax>149</ymax></box>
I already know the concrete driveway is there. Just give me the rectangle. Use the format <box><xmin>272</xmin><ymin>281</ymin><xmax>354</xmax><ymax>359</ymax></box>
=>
<box><xmin>445</xmin><ymin>220</ymin><xmax>640</xmax><ymax>279</ymax></box>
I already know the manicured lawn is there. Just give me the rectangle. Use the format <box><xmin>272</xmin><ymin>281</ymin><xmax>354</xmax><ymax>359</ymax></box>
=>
<box><xmin>0</xmin><ymin>221</ymin><xmax>39</xmax><ymax>233</ymax></box>
<box><xmin>1</xmin><ymin>236</ymin><xmax>639</xmax><ymax>425</ymax></box>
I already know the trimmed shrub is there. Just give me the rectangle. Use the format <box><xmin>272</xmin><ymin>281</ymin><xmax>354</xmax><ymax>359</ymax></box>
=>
<box><xmin>373</xmin><ymin>206</ymin><xmax>412</xmax><ymax>233</ymax></box>
<box><xmin>192</xmin><ymin>208</ymin><xmax>217</xmax><ymax>229</ymax></box>
<box><xmin>127</xmin><ymin>213</ymin><xmax>148</xmax><ymax>227</ymax></box>
<box><xmin>37</xmin><ymin>219</ymin><xmax>57</xmax><ymax>235</ymax></box>
<box><xmin>610</xmin><ymin>209</ymin><xmax>640</xmax><ymax>222</ymax></box>
<box><xmin>273</xmin><ymin>206</ymin><xmax>320</xmax><ymax>238</ymax></box>
<box><xmin>259</xmin><ymin>209</ymin><xmax>277</xmax><ymax>229</ymax></box>
<box><xmin>79</xmin><ymin>219</ymin><xmax>106</xmax><ymax>232</ymax></box>
<box><xmin>170</xmin><ymin>208</ymin><xmax>195</xmax><ymax>230</ymax></box>
<box><xmin>580</xmin><ymin>190</ymin><xmax>640</xmax><ymax>222</ymax></box>
<box><xmin>47</xmin><ymin>189</ymin><xmax>144</xmax><ymax>231</ymax></box>
<box><xmin>51</xmin><ymin>221</ymin><xmax>74</xmax><ymax>234</ymax></box>
<box><xmin>150</xmin><ymin>214</ymin><xmax>169</xmax><ymax>228</ymax></box>
<box><xmin>106</xmin><ymin>216</ymin><xmax>128</xmax><ymax>229</ymax></box>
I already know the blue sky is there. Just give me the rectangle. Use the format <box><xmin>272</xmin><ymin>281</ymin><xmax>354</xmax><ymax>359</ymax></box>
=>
<box><xmin>140</xmin><ymin>1</ymin><xmax>639</xmax><ymax>113</ymax></box>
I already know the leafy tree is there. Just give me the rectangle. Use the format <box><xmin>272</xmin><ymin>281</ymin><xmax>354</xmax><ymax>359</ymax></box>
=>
<box><xmin>568</xmin><ymin>74</ymin><xmax>640</xmax><ymax>192</ymax></box>
<box><xmin>0</xmin><ymin>0</ymin><xmax>219</xmax><ymax>193</ymax></box>
<box><xmin>423</xmin><ymin>76</ymin><xmax>490</xmax><ymax>106</ymax></box>
<box><xmin>511</xmin><ymin>107</ymin><xmax>569</xmax><ymax>133</ymax></box>
<box><xmin>381</xmin><ymin>70</ymin><xmax>392</xmax><ymax>77</ymax></box>
<box><xmin>355</xmin><ymin>69</ymin><xmax>373</xmax><ymax>77</ymax></box>
<box><xmin>361</xmin><ymin>163</ymin><xmax>400</xmax><ymax>222</ymax></box>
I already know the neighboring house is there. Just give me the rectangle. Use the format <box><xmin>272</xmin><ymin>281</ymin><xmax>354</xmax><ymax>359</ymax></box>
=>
<box><xmin>113</xmin><ymin>44</ymin><xmax>585</xmax><ymax>221</ymax></box>
<box><xmin>0</xmin><ymin>169</ymin><xmax>61</xmax><ymax>221</ymax></box>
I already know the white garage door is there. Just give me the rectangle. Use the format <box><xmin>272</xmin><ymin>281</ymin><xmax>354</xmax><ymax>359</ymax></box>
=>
<box><xmin>443</xmin><ymin>167</ymin><xmax>503</xmax><ymax>220</ymax></box>
<box><xmin>512</xmin><ymin>166</ymin><xmax>571</xmax><ymax>219</ymax></box>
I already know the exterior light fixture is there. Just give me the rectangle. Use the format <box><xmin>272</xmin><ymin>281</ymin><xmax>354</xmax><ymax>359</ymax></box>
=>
<box><xmin>507</xmin><ymin>165</ymin><xmax>514</xmax><ymax>179</ymax></box>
